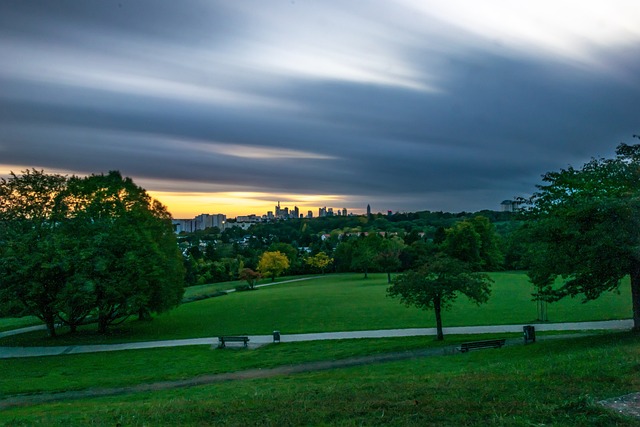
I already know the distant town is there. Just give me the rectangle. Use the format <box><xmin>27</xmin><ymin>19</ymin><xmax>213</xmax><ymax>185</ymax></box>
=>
<box><xmin>171</xmin><ymin>200</ymin><xmax>519</xmax><ymax>233</ymax></box>
<box><xmin>171</xmin><ymin>201</ymin><xmax>370</xmax><ymax>233</ymax></box>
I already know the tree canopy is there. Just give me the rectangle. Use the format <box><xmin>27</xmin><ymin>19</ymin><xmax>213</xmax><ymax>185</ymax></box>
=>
<box><xmin>0</xmin><ymin>170</ymin><xmax>185</xmax><ymax>336</ymax></box>
<box><xmin>387</xmin><ymin>254</ymin><xmax>492</xmax><ymax>340</ymax></box>
<box><xmin>523</xmin><ymin>142</ymin><xmax>640</xmax><ymax>330</ymax></box>
<box><xmin>306</xmin><ymin>252</ymin><xmax>333</xmax><ymax>274</ymax></box>
<box><xmin>257</xmin><ymin>251</ymin><xmax>290</xmax><ymax>281</ymax></box>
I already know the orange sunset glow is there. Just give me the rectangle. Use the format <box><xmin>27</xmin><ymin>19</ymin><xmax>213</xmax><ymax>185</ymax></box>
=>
<box><xmin>144</xmin><ymin>191</ymin><xmax>354</xmax><ymax>219</ymax></box>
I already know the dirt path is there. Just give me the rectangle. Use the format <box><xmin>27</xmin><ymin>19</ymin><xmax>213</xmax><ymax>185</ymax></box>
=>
<box><xmin>0</xmin><ymin>345</ymin><xmax>456</xmax><ymax>410</ymax></box>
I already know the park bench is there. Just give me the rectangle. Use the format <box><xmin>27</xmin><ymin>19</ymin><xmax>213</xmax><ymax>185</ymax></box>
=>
<box><xmin>218</xmin><ymin>336</ymin><xmax>250</xmax><ymax>348</ymax></box>
<box><xmin>457</xmin><ymin>339</ymin><xmax>506</xmax><ymax>353</ymax></box>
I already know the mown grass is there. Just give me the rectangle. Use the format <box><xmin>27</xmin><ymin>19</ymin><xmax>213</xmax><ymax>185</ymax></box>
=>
<box><xmin>0</xmin><ymin>317</ymin><xmax>40</xmax><ymax>333</ymax></box>
<box><xmin>0</xmin><ymin>334</ymin><xmax>476</xmax><ymax>396</ymax></box>
<box><xmin>0</xmin><ymin>272</ymin><xmax>632</xmax><ymax>346</ymax></box>
<box><xmin>1</xmin><ymin>332</ymin><xmax>638</xmax><ymax>426</ymax></box>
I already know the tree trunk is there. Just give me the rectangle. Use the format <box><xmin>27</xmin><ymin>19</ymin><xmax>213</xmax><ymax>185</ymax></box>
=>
<box><xmin>138</xmin><ymin>308</ymin><xmax>151</xmax><ymax>321</ymax></box>
<box><xmin>98</xmin><ymin>315</ymin><xmax>109</xmax><ymax>334</ymax></box>
<box><xmin>364</xmin><ymin>268</ymin><xmax>368</xmax><ymax>279</ymax></box>
<box><xmin>387</xmin><ymin>271</ymin><xmax>391</xmax><ymax>284</ymax></box>
<box><xmin>434</xmin><ymin>297</ymin><xmax>444</xmax><ymax>341</ymax></box>
<box><xmin>45</xmin><ymin>318</ymin><xmax>57</xmax><ymax>338</ymax></box>
<box><xmin>631</xmin><ymin>262</ymin><xmax>640</xmax><ymax>332</ymax></box>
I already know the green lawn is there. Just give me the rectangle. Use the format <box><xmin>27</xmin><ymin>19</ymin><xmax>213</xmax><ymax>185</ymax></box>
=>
<box><xmin>0</xmin><ymin>272</ymin><xmax>632</xmax><ymax>346</ymax></box>
<box><xmin>0</xmin><ymin>317</ymin><xmax>40</xmax><ymax>333</ymax></box>
<box><xmin>1</xmin><ymin>332</ymin><xmax>638</xmax><ymax>426</ymax></box>
<box><xmin>0</xmin><ymin>334</ymin><xmax>495</xmax><ymax>396</ymax></box>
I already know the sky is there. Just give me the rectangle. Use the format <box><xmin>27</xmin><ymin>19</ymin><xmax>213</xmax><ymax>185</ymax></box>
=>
<box><xmin>1</xmin><ymin>1</ymin><xmax>639</xmax><ymax>218</ymax></box>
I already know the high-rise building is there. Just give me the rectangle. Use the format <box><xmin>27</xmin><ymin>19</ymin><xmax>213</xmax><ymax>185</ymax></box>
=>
<box><xmin>342</xmin><ymin>207</ymin><xmax>347</xmax><ymax>216</ymax></box>
<box><xmin>367</xmin><ymin>204</ymin><xmax>371</xmax><ymax>216</ymax></box>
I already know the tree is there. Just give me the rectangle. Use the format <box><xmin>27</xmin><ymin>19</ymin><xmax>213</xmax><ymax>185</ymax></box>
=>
<box><xmin>351</xmin><ymin>234</ymin><xmax>381</xmax><ymax>279</ymax></box>
<box><xmin>467</xmin><ymin>216</ymin><xmax>503</xmax><ymax>271</ymax></box>
<box><xmin>239</xmin><ymin>268</ymin><xmax>261</xmax><ymax>289</ymax></box>
<box><xmin>442</xmin><ymin>216</ymin><xmax>503</xmax><ymax>271</ymax></box>
<box><xmin>0</xmin><ymin>170</ymin><xmax>69</xmax><ymax>337</ymax></box>
<box><xmin>306</xmin><ymin>252</ymin><xmax>333</xmax><ymax>274</ymax></box>
<box><xmin>0</xmin><ymin>170</ymin><xmax>185</xmax><ymax>336</ymax></box>
<box><xmin>387</xmin><ymin>254</ymin><xmax>492</xmax><ymax>340</ymax></box>
<box><xmin>523</xmin><ymin>142</ymin><xmax>640</xmax><ymax>331</ymax></box>
<box><xmin>63</xmin><ymin>172</ymin><xmax>185</xmax><ymax>332</ymax></box>
<box><xmin>257</xmin><ymin>251</ymin><xmax>290</xmax><ymax>281</ymax></box>
<box><xmin>268</xmin><ymin>242</ymin><xmax>299</xmax><ymax>272</ymax></box>
<box><xmin>376</xmin><ymin>237</ymin><xmax>406</xmax><ymax>283</ymax></box>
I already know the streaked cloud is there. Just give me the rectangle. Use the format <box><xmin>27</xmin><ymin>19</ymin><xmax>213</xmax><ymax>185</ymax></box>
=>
<box><xmin>1</xmin><ymin>1</ymin><xmax>639</xmax><ymax>216</ymax></box>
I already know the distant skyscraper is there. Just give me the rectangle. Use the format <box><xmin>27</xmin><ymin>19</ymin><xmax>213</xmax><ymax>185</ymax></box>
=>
<box><xmin>342</xmin><ymin>207</ymin><xmax>347</xmax><ymax>216</ymax></box>
<box><xmin>366</xmin><ymin>204</ymin><xmax>371</xmax><ymax>216</ymax></box>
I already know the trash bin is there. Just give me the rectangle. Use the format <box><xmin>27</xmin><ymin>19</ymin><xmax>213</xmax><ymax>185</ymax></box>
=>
<box><xmin>523</xmin><ymin>325</ymin><xmax>536</xmax><ymax>344</ymax></box>
<box><xmin>273</xmin><ymin>330</ymin><xmax>280</xmax><ymax>343</ymax></box>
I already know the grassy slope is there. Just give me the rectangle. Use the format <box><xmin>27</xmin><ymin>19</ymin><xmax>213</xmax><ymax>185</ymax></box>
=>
<box><xmin>0</xmin><ymin>335</ymin><xmax>464</xmax><ymax>395</ymax></box>
<box><xmin>1</xmin><ymin>332</ymin><xmax>638</xmax><ymax>426</ymax></box>
<box><xmin>0</xmin><ymin>272</ymin><xmax>632</xmax><ymax>346</ymax></box>
<box><xmin>0</xmin><ymin>317</ymin><xmax>40</xmax><ymax>333</ymax></box>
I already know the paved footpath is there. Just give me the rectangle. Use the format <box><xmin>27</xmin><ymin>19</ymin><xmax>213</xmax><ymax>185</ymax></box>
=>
<box><xmin>0</xmin><ymin>319</ymin><xmax>632</xmax><ymax>359</ymax></box>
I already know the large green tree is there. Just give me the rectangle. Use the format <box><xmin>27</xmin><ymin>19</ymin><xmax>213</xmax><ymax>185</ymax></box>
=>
<box><xmin>442</xmin><ymin>216</ymin><xmax>503</xmax><ymax>271</ymax></box>
<box><xmin>0</xmin><ymin>170</ymin><xmax>69</xmax><ymax>336</ymax></box>
<box><xmin>351</xmin><ymin>234</ymin><xmax>381</xmax><ymax>279</ymax></box>
<box><xmin>0</xmin><ymin>170</ymin><xmax>185</xmax><ymax>335</ymax></box>
<box><xmin>376</xmin><ymin>236</ymin><xmax>406</xmax><ymax>283</ymax></box>
<box><xmin>523</xmin><ymin>142</ymin><xmax>640</xmax><ymax>330</ymax></box>
<box><xmin>63</xmin><ymin>172</ymin><xmax>185</xmax><ymax>332</ymax></box>
<box><xmin>387</xmin><ymin>254</ymin><xmax>492</xmax><ymax>340</ymax></box>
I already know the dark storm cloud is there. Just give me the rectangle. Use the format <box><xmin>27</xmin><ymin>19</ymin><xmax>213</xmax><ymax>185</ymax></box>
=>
<box><xmin>1</xmin><ymin>0</ymin><xmax>640</xmax><ymax>213</ymax></box>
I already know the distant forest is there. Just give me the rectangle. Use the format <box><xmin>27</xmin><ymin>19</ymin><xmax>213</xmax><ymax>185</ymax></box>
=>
<box><xmin>179</xmin><ymin>209</ymin><xmax>524</xmax><ymax>286</ymax></box>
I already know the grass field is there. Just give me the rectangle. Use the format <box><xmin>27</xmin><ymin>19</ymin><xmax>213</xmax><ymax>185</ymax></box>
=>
<box><xmin>0</xmin><ymin>272</ymin><xmax>632</xmax><ymax>346</ymax></box>
<box><xmin>0</xmin><ymin>272</ymin><xmax>637</xmax><ymax>425</ymax></box>
<box><xmin>1</xmin><ymin>332</ymin><xmax>638</xmax><ymax>426</ymax></box>
<box><xmin>0</xmin><ymin>317</ymin><xmax>40</xmax><ymax>333</ymax></box>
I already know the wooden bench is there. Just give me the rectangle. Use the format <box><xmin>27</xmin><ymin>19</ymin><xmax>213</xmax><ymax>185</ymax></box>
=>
<box><xmin>218</xmin><ymin>336</ymin><xmax>249</xmax><ymax>348</ymax></box>
<box><xmin>457</xmin><ymin>339</ymin><xmax>506</xmax><ymax>353</ymax></box>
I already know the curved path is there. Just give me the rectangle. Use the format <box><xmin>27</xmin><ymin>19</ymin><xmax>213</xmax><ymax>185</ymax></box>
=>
<box><xmin>0</xmin><ymin>319</ymin><xmax>632</xmax><ymax>359</ymax></box>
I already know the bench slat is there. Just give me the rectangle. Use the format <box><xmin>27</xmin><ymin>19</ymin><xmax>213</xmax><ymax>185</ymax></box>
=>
<box><xmin>457</xmin><ymin>339</ymin><xmax>505</xmax><ymax>353</ymax></box>
<box><xmin>218</xmin><ymin>336</ymin><xmax>250</xmax><ymax>348</ymax></box>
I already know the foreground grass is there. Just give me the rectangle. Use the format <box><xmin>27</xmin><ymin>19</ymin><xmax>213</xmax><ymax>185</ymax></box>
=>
<box><xmin>0</xmin><ymin>335</ymin><xmax>460</xmax><ymax>396</ymax></box>
<box><xmin>1</xmin><ymin>332</ymin><xmax>638</xmax><ymax>426</ymax></box>
<box><xmin>0</xmin><ymin>272</ymin><xmax>632</xmax><ymax>347</ymax></box>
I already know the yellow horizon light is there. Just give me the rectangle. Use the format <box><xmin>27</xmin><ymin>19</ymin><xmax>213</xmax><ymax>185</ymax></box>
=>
<box><xmin>148</xmin><ymin>190</ymin><xmax>353</xmax><ymax>218</ymax></box>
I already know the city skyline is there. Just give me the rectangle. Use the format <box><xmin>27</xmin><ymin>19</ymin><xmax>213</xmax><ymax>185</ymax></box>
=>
<box><xmin>2</xmin><ymin>2</ymin><xmax>640</xmax><ymax>218</ymax></box>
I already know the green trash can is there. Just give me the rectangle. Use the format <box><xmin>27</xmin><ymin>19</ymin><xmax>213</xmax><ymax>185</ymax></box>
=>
<box><xmin>273</xmin><ymin>330</ymin><xmax>280</xmax><ymax>343</ymax></box>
